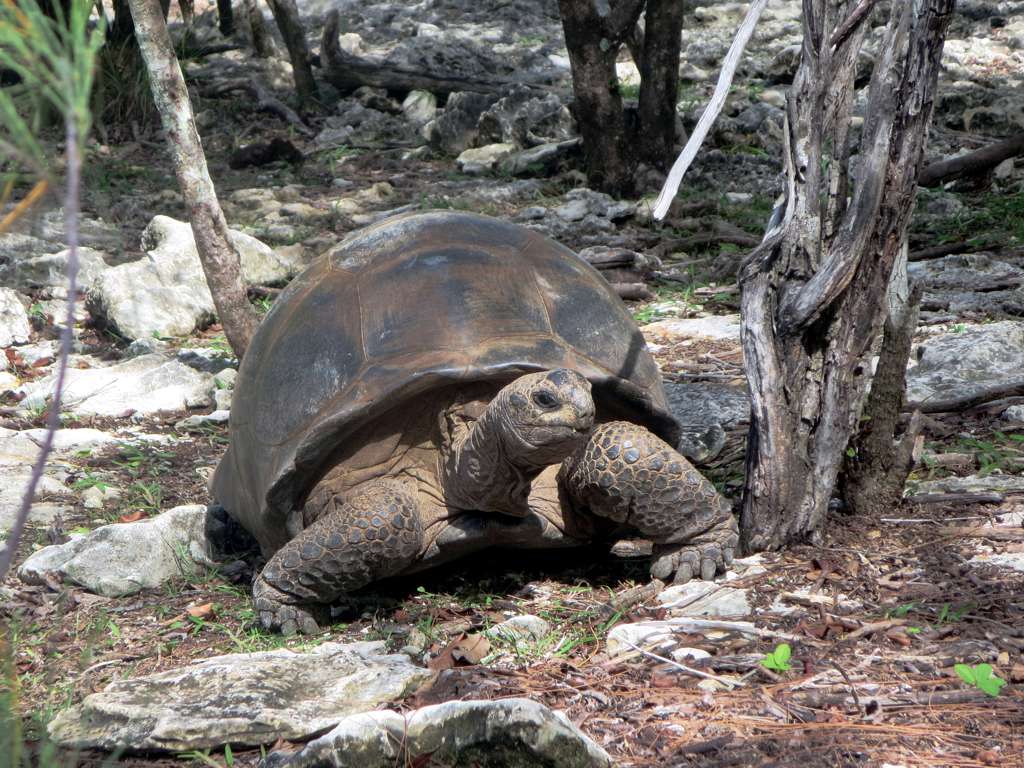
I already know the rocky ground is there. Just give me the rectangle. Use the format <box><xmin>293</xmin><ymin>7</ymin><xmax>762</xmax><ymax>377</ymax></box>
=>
<box><xmin>2</xmin><ymin>0</ymin><xmax>1024</xmax><ymax>765</ymax></box>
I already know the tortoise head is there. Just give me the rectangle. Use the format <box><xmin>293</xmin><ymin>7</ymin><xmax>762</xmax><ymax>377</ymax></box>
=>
<box><xmin>497</xmin><ymin>368</ymin><xmax>595</xmax><ymax>467</ymax></box>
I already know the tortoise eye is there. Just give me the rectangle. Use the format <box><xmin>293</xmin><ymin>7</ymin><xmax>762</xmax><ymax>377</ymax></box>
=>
<box><xmin>532</xmin><ymin>391</ymin><xmax>559</xmax><ymax>409</ymax></box>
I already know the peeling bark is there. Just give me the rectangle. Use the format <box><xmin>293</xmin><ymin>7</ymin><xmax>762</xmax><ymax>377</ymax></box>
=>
<box><xmin>129</xmin><ymin>0</ymin><xmax>258</xmax><ymax>359</ymax></box>
<box><xmin>738</xmin><ymin>0</ymin><xmax>955</xmax><ymax>550</ymax></box>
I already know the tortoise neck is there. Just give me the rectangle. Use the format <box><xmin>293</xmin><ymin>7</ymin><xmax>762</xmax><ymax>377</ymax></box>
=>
<box><xmin>441</xmin><ymin>390</ymin><xmax>548</xmax><ymax>516</ymax></box>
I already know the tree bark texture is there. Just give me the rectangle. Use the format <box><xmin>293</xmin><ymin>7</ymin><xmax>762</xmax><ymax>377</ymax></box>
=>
<box><xmin>557</xmin><ymin>0</ymin><xmax>644</xmax><ymax>196</ymax></box>
<box><xmin>243</xmin><ymin>0</ymin><xmax>275</xmax><ymax>57</ymax></box>
<box><xmin>840</xmin><ymin>283</ymin><xmax>923</xmax><ymax>518</ymax></box>
<box><xmin>636</xmin><ymin>0</ymin><xmax>685</xmax><ymax>168</ymax></box>
<box><xmin>738</xmin><ymin>0</ymin><xmax>955</xmax><ymax>551</ymax></box>
<box><xmin>129</xmin><ymin>0</ymin><xmax>258</xmax><ymax>359</ymax></box>
<box><xmin>264</xmin><ymin>0</ymin><xmax>318</xmax><ymax>106</ymax></box>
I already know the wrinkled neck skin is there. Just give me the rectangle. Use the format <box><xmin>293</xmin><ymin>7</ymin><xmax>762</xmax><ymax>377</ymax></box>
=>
<box><xmin>441</xmin><ymin>389</ymin><xmax>561</xmax><ymax>517</ymax></box>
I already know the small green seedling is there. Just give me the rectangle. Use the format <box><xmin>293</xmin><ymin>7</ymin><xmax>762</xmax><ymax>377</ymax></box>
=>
<box><xmin>955</xmin><ymin>663</ymin><xmax>1005</xmax><ymax>698</ymax></box>
<box><xmin>760</xmin><ymin>643</ymin><xmax>792</xmax><ymax>672</ymax></box>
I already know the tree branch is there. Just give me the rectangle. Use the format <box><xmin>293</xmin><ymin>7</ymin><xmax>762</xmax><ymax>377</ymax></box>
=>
<box><xmin>652</xmin><ymin>0</ymin><xmax>769</xmax><ymax>220</ymax></box>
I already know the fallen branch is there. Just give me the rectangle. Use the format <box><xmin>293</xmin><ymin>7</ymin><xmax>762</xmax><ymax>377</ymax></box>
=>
<box><xmin>597</xmin><ymin>579</ymin><xmax>664</xmax><ymax>622</ymax></box>
<box><xmin>904</xmin><ymin>491</ymin><xmax>1004</xmax><ymax>506</ymax></box>
<box><xmin>918</xmin><ymin>132</ymin><xmax>1024</xmax><ymax>188</ymax></box>
<box><xmin>321</xmin><ymin>11</ymin><xmax>548</xmax><ymax>96</ymax></box>
<box><xmin>906</xmin><ymin>378</ymin><xmax>1024</xmax><ymax>413</ymax></box>
<box><xmin>619</xmin><ymin>639</ymin><xmax>744</xmax><ymax>688</ymax></box>
<box><xmin>938</xmin><ymin>525</ymin><xmax>1024</xmax><ymax>541</ymax></box>
<box><xmin>201</xmin><ymin>77</ymin><xmax>312</xmax><ymax>136</ymax></box>
<box><xmin>652</xmin><ymin>0</ymin><xmax>769</xmax><ymax>219</ymax></box>
<box><xmin>908</xmin><ymin>240</ymin><xmax>998</xmax><ymax>262</ymax></box>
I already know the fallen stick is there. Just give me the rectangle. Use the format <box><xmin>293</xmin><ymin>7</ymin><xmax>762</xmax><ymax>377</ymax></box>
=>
<box><xmin>938</xmin><ymin>525</ymin><xmax>1024</xmax><ymax>541</ymax></box>
<box><xmin>619</xmin><ymin>639</ymin><xmax>744</xmax><ymax>688</ymax></box>
<box><xmin>906</xmin><ymin>378</ymin><xmax>1024</xmax><ymax>413</ymax></box>
<box><xmin>918</xmin><ymin>132</ymin><xmax>1024</xmax><ymax>187</ymax></box>
<box><xmin>320</xmin><ymin>11</ymin><xmax>549</xmax><ymax>96</ymax></box>
<box><xmin>904</xmin><ymin>491</ymin><xmax>1004</xmax><ymax>506</ymax></box>
<box><xmin>652</xmin><ymin>0</ymin><xmax>770</xmax><ymax>219</ymax></box>
<box><xmin>908</xmin><ymin>240</ymin><xmax>997</xmax><ymax>262</ymax></box>
<box><xmin>596</xmin><ymin>579</ymin><xmax>664</xmax><ymax>622</ymax></box>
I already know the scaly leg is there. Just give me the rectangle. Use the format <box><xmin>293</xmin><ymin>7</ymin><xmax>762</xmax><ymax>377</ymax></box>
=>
<box><xmin>560</xmin><ymin>421</ymin><xmax>739</xmax><ymax>583</ymax></box>
<box><xmin>253</xmin><ymin>480</ymin><xmax>423</xmax><ymax>635</ymax></box>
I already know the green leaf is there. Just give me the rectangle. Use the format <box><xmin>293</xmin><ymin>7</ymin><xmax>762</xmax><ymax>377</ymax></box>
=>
<box><xmin>774</xmin><ymin>643</ymin><xmax>791</xmax><ymax>664</ymax></box>
<box><xmin>955</xmin><ymin>663</ymin><xmax>976</xmax><ymax>685</ymax></box>
<box><xmin>978</xmin><ymin>673</ymin><xmax>1006</xmax><ymax>698</ymax></box>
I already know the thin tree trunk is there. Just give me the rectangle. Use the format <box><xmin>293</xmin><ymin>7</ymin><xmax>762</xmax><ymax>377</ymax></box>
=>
<box><xmin>636</xmin><ymin>0</ymin><xmax>684</xmax><ymax>168</ymax></box>
<box><xmin>738</xmin><ymin>0</ymin><xmax>955</xmax><ymax>550</ymax></box>
<box><xmin>264</xmin><ymin>0</ymin><xmax>318</xmax><ymax>107</ymax></box>
<box><xmin>557</xmin><ymin>0</ymin><xmax>644</xmax><ymax>196</ymax></box>
<box><xmin>178</xmin><ymin>0</ymin><xmax>194</xmax><ymax>27</ymax></box>
<box><xmin>243</xmin><ymin>0</ymin><xmax>274</xmax><ymax>57</ymax></box>
<box><xmin>217</xmin><ymin>0</ymin><xmax>234</xmax><ymax>36</ymax></box>
<box><xmin>129</xmin><ymin>0</ymin><xmax>258</xmax><ymax>359</ymax></box>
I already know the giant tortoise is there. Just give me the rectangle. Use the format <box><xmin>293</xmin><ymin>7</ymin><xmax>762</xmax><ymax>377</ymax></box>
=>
<box><xmin>212</xmin><ymin>211</ymin><xmax>738</xmax><ymax>634</ymax></box>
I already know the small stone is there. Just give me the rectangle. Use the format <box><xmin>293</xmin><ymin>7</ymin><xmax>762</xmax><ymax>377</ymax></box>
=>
<box><xmin>641</xmin><ymin>314</ymin><xmax>741</xmax><ymax>341</ymax></box>
<box><xmin>213</xmin><ymin>368</ymin><xmax>237</xmax><ymax>389</ymax></box>
<box><xmin>18</xmin><ymin>504</ymin><xmax>217</xmax><ymax>596</ymax></box>
<box><xmin>758</xmin><ymin>89</ymin><xmax>786</xmax><ymax>108</ymax></box>
<box><xmin>969</xmin><ymin>553</ymin><xmax>1024</xmax><ymax>573</ymax></box>
<box><xmin>125</xmin><ymin>337</ymin><xmax>169</xmax><ymax>358</ymax></box>
<box><xmin>402</xmin><ymin>90</ymin><xmax>437</xmax><ymax>126</ymax></box>
<box><xmin>1002</xmin><ymin>405</ymin><xmax>1024</xmax><ymax>422</ymax></box>
<box><xmin>82</xmin><ymin>485</ymin><xmax>110</xmax><ymax>510</ymax></box>
<box><xmin>725</xmin><ymin>192</ymin><xmax>753</xmax><ymax>204</ymax></box>
<box><xmin>214</xmin><ymin>388</ymin><xmax>232</xmax><ymax>411</ymax></box>
<box><xmin>0</xmin><ymin>288</ymin><xmax>31</xmax><ymax>348</ymax></box>
<box><xmin>176</xmin><ymin>410</ymin><xmax>230</xmax><ymax>430</ymax></box>
<box><xmin>455</xmin><ymin>143</ymin><xmax>515</xmax><ymax>175</ymax></box>
<box><xmin>485</xmin><ymin>614</ymin><xmax>551</xmax><ymax>643</ymax></box>
<box><xmin>671</xmin><ymin>647</ymin><xmax>711</xmax><ymax>663</ymax></box>
<box><xmin>657</xmin><ymin>582</ymin><xmax>752</xmax><ymax>618</ymax></box>
<box><xmin>404</xmin><ymin>628</ymin><xmax>428</xmax><ymax>654</ymax></box>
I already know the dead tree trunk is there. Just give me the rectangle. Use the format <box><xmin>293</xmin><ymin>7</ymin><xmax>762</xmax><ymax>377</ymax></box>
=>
<box><xmin>264</xmin><ymin>0</ymin><xmax>318</xmax><ymax>107</ymax></box>
<box><xmin>557</xmin><ymin>0</ymin><xmax>644</xmax><ymax>196</ymax></box>
<box><xmin>129</xmin><ymin>0</ymin><xmax>258</xmax><ymax>359</ymax></box>
<box><xmin>636</xmin><ymin>0</ymin><xmax>685</xmax><ymax>168</ymax></box>
<box><xmin>738</xmin><ymin>0</ymin><xmax>955</xmax><ymax>550</ymax></box>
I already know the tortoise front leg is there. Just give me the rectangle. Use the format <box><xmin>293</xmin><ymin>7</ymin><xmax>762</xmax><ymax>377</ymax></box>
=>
<box><xmin>254</xmin><ymin>480</ymin><xmax>423</xmax><ymax>635</ymax></box>
<box><xmin>559</xmin><ymin>421</ymin><xmax>739</xmax><ymax>584</ymax></box>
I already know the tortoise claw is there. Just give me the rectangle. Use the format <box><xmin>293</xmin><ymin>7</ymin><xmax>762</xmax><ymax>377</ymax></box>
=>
<box><xmin>253</xmin><ymin>577</ymin><xmax>324</xmax><ymax>635</ymax></box>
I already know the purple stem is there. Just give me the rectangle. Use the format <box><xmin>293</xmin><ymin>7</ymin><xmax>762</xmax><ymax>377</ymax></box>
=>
<box><xmin>0</xmin><ymin>118</ymin><xmax>81</xmax><ymax>580</ymax></box>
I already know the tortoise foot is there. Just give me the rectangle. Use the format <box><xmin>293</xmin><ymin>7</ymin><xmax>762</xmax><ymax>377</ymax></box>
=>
<box><xmin>253</xmin><ymin>577</ymin><xmax>325</xmax><ymax>636</ymax></box>
<box><xmin>252</xmin><ymin>480</ymin><xmax>424</xmax><ymax>634</ymax></box>
<box><xmin>561</xmin><ymin>421</ymin><xmax>738</xmax><ymax>581</ymax></box>
<box><xmin>650</xmin><ymin>515</ymin><xmax>739</xmax><ymax>584</ymax></box>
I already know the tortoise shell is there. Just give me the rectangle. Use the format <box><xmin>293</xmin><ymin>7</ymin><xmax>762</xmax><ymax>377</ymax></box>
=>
<box><xmin>212</xmin><ymin>211</ymin><xmax>679</xmax><ymax>554</ymax></box>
